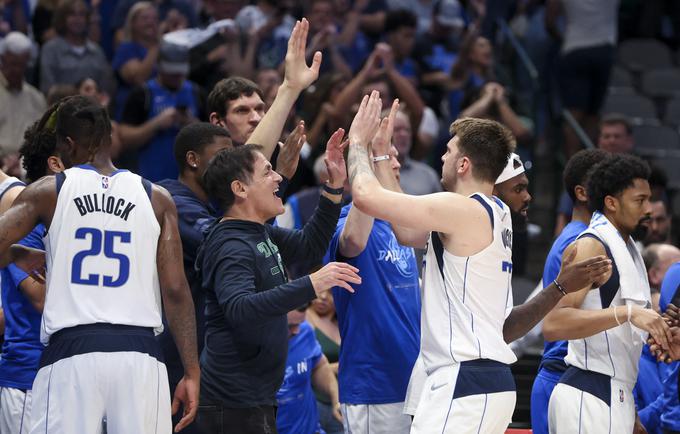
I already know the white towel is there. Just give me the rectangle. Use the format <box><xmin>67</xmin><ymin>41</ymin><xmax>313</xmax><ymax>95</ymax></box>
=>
<box><xmin>581</xmin><ymin>211</ymin><xmax>651</xmax><ymax>340</ymax></box>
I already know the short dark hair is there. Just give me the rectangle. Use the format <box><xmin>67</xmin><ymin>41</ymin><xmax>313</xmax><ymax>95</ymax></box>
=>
<box><xmin>385</xmin><ymin>9</ymin><xmax>417</xmax><ymax>33</ymax></box>
<box><xmin>449</xmin><ymin>118</ymin><xmax>515</xmax><ymax>183</ymax></box>
<box><xmin>55</xmin><ymin>95</ymin><xmax>111</xmax><ymax>160</ymax></box>
<box><xmin>207</xmin><ymin>77</ymin><xmax>264</xmax><ymax>118</ymax></box>
<box><xmin>600</xmin><ymin>113</ymin><xmax>633</xmax><ymax>135</ymax></box>
<box><xmin>586</xmin><ymin>153</ymin><xmax>651</xmax><ymax>213</ymax></box>
<box><xmin>174</xmin><ymin>122</ymin><xmax>231</xmax><ymax>171</ymax></box>
<box><xmin>563</xmin><ymin>149</ymin><xmax>611</xmax><ymax>202</ymax></box>
<box><xmin>20</xmin><ymin>120</ymin><xmax>57</xmax><ymax>183</ymax></box>
<box><xmin>203</xmin><ymin>144</ymin><xmax>262</xmax><ymax>212</ymax></box>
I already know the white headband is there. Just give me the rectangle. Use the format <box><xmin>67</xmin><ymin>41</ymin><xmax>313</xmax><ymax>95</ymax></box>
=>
<box><xmin>495</xmin><ymin>153</ymin><xmax>525</xmax><ymax>184</ymax></box>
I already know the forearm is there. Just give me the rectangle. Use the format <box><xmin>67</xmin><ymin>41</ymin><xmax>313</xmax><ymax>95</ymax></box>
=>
<box><xmin>329</xmin><ymin>47</ymin><xmax>352</xmax><ymax>78</ymax></box>
<box><xmin>387</xmin><ymin>68</ymin><xmax>424</xmax><ymax>126</ymax></box>
<box><xmin>333</xmin><ymin>72</ymin><xmax>366</xmax><ymax>116</ymax></box>
<box><xmin>118</xmin><ymin>121</ymin><xmax>159</xmax><ymax>149</ymax></box>
<box><xmin>222</xmin><ymin>277</ymin><xmax>316</xmax><ymax>326</ymax></box>
<box><xmin>359</xmin><ymin>12</ymin><xmax>385</xmax><ymax>33</ymax></box>
<box><xmin>247</xmin><ymin>83</ymin><xmax>300</xmax><ymax>160</ymax></box>
<box><xmin>337</xmin><ymin>12</ymin><xmax>360</xmax><ymax>46</ymax></box>
<box><xmin>163</xmin><ymin>285</ymin><xmax>200</xmax><ymax>374</ymax></box>
<box><xmin>543</xmin><ymin>305</ymin><xmax>627</xmax><ymax>341</ymax></box>
<box><xmin>312</xmin><ymin>359</ymin><xmax>339</xmax><ymax>405</ymax></box>
<box><xmin>498</xmin><ymin>102</ymin><xmax>530</xmax><ymax>141</ymax></box>
<box><xmin>339</xmin><ymin>204</ymin><xmax>374</xmax><ymax>258</ymax></box>
<box><xmin>504</xmin><ymin>284</ymin><xmax>563</xmax><ymax>343</ymax></box>
<box><xmin>460</xmin><ymin>97</ymin><xmax>493</xmax><ymax>118</ymax></box>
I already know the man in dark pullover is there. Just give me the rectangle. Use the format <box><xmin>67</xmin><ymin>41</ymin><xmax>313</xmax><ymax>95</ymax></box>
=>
<box><xmin>196</xmin><ymin>131</ymin><xmax>359</xmax><ymax>434</ymax></box>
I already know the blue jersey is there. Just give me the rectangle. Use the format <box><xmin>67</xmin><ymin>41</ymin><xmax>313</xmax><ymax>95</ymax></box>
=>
<box><xmin>539</xmin><ymin>221</ymin><xmax>588</xmax><ymax>371</ymax></box>
<box><xmin>633</xmin><ymin>345</ymin><xmax>669</xmax><ymax>434</ymax></box>
<box><xmin>659</xmin><ymin>263</ymin><xmax>680</xmax><ymax>431</ymax></box>
<box><xmin>325</xmin><ymin>205</ymin><xmax>420</xmax><ymax>404</ymax></box>
<box><xmin>0</xmin><ymin>224</ymin><xmax>45</xmax><ymax>390</ymax></box>
<box><xmin>276</xmin><ymin>321</ymin><xmax>324</xmax><ymax>434</ymax></box>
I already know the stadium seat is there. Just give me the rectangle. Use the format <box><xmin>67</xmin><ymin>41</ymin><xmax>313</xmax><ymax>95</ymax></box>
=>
<box><xmin>651</xmin><ymin>157</ymin><xmax>680</xmax><ymax>189</ymax></box>
<box><xmin>610</xmin><ymin>65</ymin><xmax>633</xmax><ymax>87</ymax></box>
<box><xmin>665</xmin><ymin>97</ymin><xmax>680</xmax><ymax>126</ymax></box>
<box><xmin>602</xmin><ymin>93</ymin><xmax>657</xmax><ymax>121</ymax></box>
<box><xmin>618</xmin><ymin>38</ymin><xmax>673</xmax><ymax>72</ymax></box>
<box><xmin>641</xmin><ymin>68</ymin><xmax>680</xmax><ymax>99</ymax></box>
<box><xmin>633</xmin><ymin>124</ymin><xmax>680</xmax><ymax>157</ymax></box>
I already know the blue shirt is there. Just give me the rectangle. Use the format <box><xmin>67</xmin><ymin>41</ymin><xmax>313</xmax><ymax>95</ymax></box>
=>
<box><xmin>659</xmin><ymin>263</ymin><xmax>680</xmax><ymax>431</ymax></box>
<box><xmin>0</xmin><ymin>224</ymin><xmax>45</xmax><ymax>390</ymax></box>
<box><xmin>276</xmin><ymin>321</ymin><xmax>325</xmax><ymax>434</ymax></box>
<box><xmin>633</xmin><ymin>345</ymin><xmax>669</xmax><ymax>434</ymax></box>
<box><xmin>112</xmin><ymin>42</ymin><xmax>155</xmax><ymax>121</ymax></box>
<box><xmin>539</xmin><ymin>220</ymin><xmax>588</xmax><ymax>371</ymax></box>
<box><xmin>324</xmin><ymin>204</ymin><xmax>420</xmax><ymax>404</ymax></box>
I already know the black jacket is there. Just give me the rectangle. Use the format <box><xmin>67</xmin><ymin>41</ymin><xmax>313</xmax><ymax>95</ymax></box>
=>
<box><xmin>196</xmin><ymin>195</ymin><xmax>341</xmax><ymax>407</ymax></box>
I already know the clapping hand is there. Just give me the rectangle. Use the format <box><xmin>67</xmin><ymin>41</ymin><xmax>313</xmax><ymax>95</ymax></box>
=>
<box><xmin>276</xmin><ymin>121</ymin><xmax>306</xmax><ymax>179</ymax></box>
<box><xmin>348</xmin><ymin>91</ymin><xmax>382</xmax><ymax>148</ymax></box>
<box><xmin>371</xmin><ymin>99</ymin><xmax>399</xmax><ymax>157</ymax></box>
<box><xmin>283</xmin><ymin>18</ymin><xmax>322</xmax><ymax>94</ymax></box>
<box><xmin>324</xmin><ymin>128</ymin><xmax>348</xmax><ymax>189</ymax></box>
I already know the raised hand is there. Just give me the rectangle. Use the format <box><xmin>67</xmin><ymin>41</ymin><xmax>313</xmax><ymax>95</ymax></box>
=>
<box><xmin>310</xmin><ymin>262</ymin><xmax>362</xmax><ymax>295</ymax></box>
<box><xmin>324</xmin><ymin>128</ymin><xmax>347</xmax><ymax>189</ymax></box>
<box><xmin>283</xmin><ymin>18</ymin><xmax>322</xmax><ymax>93</ymax></box>
<box><xmin>371</xmin><ymin>99</ymin><xmax>399</xmax><ymax>157</ymax></box>
<box><xmin>276</xmin><ymin>121</ymin><xmax>305</xmax><ymax>179</ymax></box>
<box><xmin>348</xmin><ymin>90</ymin><xmax>382</xmax><ymax>148</ymax></box>
<box><xmin>555</xmin><ymin>245</ymin><xmax>612</xmax><ymax>294</ymax></box>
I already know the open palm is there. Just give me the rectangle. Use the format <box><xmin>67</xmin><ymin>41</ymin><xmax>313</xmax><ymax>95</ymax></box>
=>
<box><xmin>324</xmin><ymin>128</ymin><xmax>347</xmax><ymax>187</ymax></box>
<box><xmin>284</xmin><ymin>18</ymin><xmax>322</xmax><ymax>92</ymax></box>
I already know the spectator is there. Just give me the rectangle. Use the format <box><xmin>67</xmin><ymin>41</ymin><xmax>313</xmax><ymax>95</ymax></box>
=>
<box><xmin>460</xmin><ymin>82</ymin><xmax>532</xmax><ymax>144</ymax></box>
<box><xmin>195</xmin><ymin>137</ymin><xmax>355</xmax><ymax>433</ymax></box>
<box><xmin>305</xmin><ymin>287</ymin><xmax>342</xmax><ymax>434</ymax></box>
<box><xmin>112</xmin><ymin>1</ymin><xmax>160</xmax><ymax>121</ymax></box>
<box><xmin>643</xmin><ymin>197</ymin><xmax>673</xmax><ymax>246</ymax></box>
<box><xmin>0</xmin><ymin>32</ymin><xmax>46</xmax><ymax>156</ymax></box>
<box><xmin>659</xmin><ymin>263</ymin><xmax>680</xmax><ymax>434</ymax></box>
<box><xmin>546</xmin><ymin>0</ymin><xmax>619</xmax><ymax>157</ymax></box>
<box><xmin>32</xmin><ymin>0</ymin><xmax>100</xmax><ymax>45</ymax></box>
<box><xmin>304</xmin><ymin>0</ymin><xmax>354</xmax><ymax>77</ymax></box>
<box><xmin>276</xmin><ymin>307</ymin><xmax>341</xmax><ymax>434</ymax></box>
<box><xmin>208</xmin><ymin>77</ymin><xmax>265</xmax><ymax>146</ymax></box>
<box><xmin>391</xmin><ymin>109</ymin><xmax>440</xmax><ymax>195</ymax></box>
<box><xmin>383</xmin><ymin>9</ymin><xmax>418</xmax><ymax>82</ymax></box>
<box><xmin>45</xmin><ymin>83</ymin><xmax>77</xmax><ymax>105</ymax></box>
<box><xmin>597</xmin><ymin>113</ymin><xmax>634</xmax><ymax>154</ymax></box>
<box><xmin>39</xmin><ymin>0</ymin><xmax>112</xmax><ymax>95</ymax></box>
<box><xmin>119</xmin><ymin>40</ymin><xmax>204</xmax><ymax>182</ymax></box>
<box><xmin>255</xmin><ymin>68</ymin><xmax>283</xmax><ymax>109</ymax></box>
<box><xmin>324</xmin><ymin>102</ymin><xmax>420</xmax><ymax>434</ymax></box>
<box><xmin>156</xmin><ymin>122</ymin><xmax>232</xmax><ymax>434</ymax></box>
<box><xmin>302</xmin><ymin>72</ymin><xmax>348</xmax><ymax>158</ymax></box>
<box><xmin>111</xmin><ymin>0</ymin><xmax>197</xmax><ymax>47</ymax></box>
<box><xmin>643</xmin><ymin>244</ymin><xmax>680</xmax><ymax>308</ymax></box>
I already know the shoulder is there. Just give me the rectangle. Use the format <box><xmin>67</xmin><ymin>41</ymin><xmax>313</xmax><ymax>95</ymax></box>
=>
<box><xmin>570</xmin><ymin>235</ymin><xmax>607</xmax><ymax>259</ymax></box>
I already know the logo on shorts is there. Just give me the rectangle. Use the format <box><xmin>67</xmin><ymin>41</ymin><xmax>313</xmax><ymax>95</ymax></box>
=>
<box><xmin>431</xmin><ymin>382</ymin><xmax>447</xmax><ymax>391</ymax></box>
<box><xmin>101</xmin><ymin>176</ymin><xmax>109</xmax><ymax>189</ymax></box>
<box><xmin>619</xmin><ymin>389</ymin><xmax>624</xmax><ymax>403</ymax></box>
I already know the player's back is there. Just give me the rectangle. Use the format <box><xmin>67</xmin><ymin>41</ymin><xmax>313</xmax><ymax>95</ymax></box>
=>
<box><xmin>42</xmin><ymin>165</ymin><xmax>162</xmax><ymax>344</ymax></box>
<box><xmin>420</xmin><ymin>193</ymin><xmax>517</xmax><ymax>373</ymax></box>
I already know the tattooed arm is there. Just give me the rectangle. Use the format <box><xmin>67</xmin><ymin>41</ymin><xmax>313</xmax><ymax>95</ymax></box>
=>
<box><xmin>152</xmin><ymin>185</ymin><xmax>200</xmax><ymax>432</ymax></box>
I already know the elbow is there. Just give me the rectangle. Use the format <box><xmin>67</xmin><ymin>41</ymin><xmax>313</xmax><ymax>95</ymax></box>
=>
<box><xmin>352</xmin><ymin>185</ymin><xmax>373</xmax><ymax>213</ymax></box>
<box><xmin>339</xmin><ymin>233</ymin><xmax>367</xmax><ymax>258</ymax></box>
<box><xmin>542</xmin><ymin>317</ymin><xmax>561</xmax><ymax>341</ymax></box>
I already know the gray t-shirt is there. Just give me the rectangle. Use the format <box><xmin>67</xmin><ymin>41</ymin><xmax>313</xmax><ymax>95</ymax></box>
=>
<box><xmin>561</xmin><ymin>0</ymin><xmax>619</xmax><ymax>54</ymax></box>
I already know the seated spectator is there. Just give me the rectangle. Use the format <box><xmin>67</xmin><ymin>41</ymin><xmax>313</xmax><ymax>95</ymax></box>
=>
<box><xmin>208</xmin><ymin>76</ymin><xmax>266</xmax><ymax>146</ymax></box>
<box><xmin>39</xmin><ymin>0</ymin><xmax>112</xmax><ymax>95</ymax></box>
<box><xmin>119</xmin><ymin>40</ymin><xmax>204</xmax><ymax>181</ymax></box>
<box><xmin>643</xmin><ymin>244</ymin><xmax>680</xmax><ymax>305</ymax></box>
<box><xmin>112</xmin><ymin>1</ymin><xmax>160</xmax><ymax>120</ymax></box>
<box><xmin>643</xmin><ymin>197</ymin><xmax>673</xmax><ymax>246</ymax></box>
<box><xmin>0</xmin><ymin>32</ymin><xmax>46</xmax><ymax>157</ymax></box>
<box><xmin>383</xmin><ymin>9</ymin><xmax>419</xmax><ymax>82</ymax></box>
<box><xmin>255</xmin><ymin>68</ymin><xmax>283</xmax><ymax>109</ymax></box>
<box><xmin>598</xmin><ymin>113</ymin><xmax>634</xmax><ymax>154</ymax></box>
<box><xmin>1</xmin><ymin>0</ymin><xmax>30</xmax><ymax>35</ymax></box>
<box><xmin>276</xmin><ymin>307</ymin><xmax>341</xmax><ymax>434</ymax></box>
<box><xmin>32</xmin><ymin>0</ymin><xmax>100</xmax><ymax>46</ymax></box>
<box><xmin>111</xmin><ymin>0</ymin><xmax>197</xmax><ymax>48</ymax></box>
<box><xmin>305</xmin><ymin>288</ymin><xmax>342</xmax><ymax>434</ymax></box>
<box><xmin>460</xmin><ymin>81</ymin><xmax>532</xmax><ymax>143</ymax></box>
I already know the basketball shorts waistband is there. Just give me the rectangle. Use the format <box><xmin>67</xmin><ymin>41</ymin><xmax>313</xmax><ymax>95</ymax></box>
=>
<box><xmin>453</xmin><ymin>359</ymin><xmax>516</xmax><ymax>399</ymax></box>
<box><xmin>558</xmin><ymin>366</ymin><xmax>612</xmax><ymax>406</ymax></box>
<box><xmin>40</xmin><ymin>323</ymin><xmax>163</xmax><ymax>368</ymax></box>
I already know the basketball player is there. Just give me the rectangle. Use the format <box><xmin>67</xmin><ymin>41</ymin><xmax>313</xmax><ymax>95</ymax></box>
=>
<box><xmin>0</xmin><ymin>96</ymin><xmax>200</xmax><ymax>433</ymax></box>
<box><xmin>345</xmin><ymin>91</ymin><xmax>612</xmax><ymax>433</ymax></box>
<box><xmin>544</xmin><ymin>154</ymin><xmax>672</xmax><ymax>434</ymax></box>
<box><xmin>0</xmin><ymin>110</ymin><xmax>64</xmax><ymax>434</ymax></box>
<box><xmin>529</xmin><ymin>149</ymin><xmax>610</xmax><ymax>434</ymax></box>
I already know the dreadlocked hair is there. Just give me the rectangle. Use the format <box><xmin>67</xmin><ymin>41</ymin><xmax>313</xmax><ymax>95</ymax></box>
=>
<box><xmin>55</xmin><ymin>96</ymin><xmax>111</xmax><ymax>161</ymax></box>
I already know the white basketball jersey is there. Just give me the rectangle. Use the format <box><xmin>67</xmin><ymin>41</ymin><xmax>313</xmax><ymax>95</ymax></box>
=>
<box><xmin>41</xmin><ymin>166</ymin><xmax>162</xmax><ymax>344</ymax></box>
<box><xmin>420</xmin><ymin>193</ymin><xmax>517</xmax><ymax>374</ymax></box>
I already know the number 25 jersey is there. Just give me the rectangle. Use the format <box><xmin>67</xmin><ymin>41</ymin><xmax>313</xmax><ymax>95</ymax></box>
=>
<box><xmin>42</xmin><ymin>165</ymin><xmax>162</xmax><ymax>344</ymax></box>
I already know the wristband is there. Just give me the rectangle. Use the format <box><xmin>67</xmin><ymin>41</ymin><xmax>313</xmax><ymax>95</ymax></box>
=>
<box><xmin>372</xmin><ymin>154</ymin><xmax>390</xmax><ymax>163</ymax></box>
<box><xmin>614</xmin><ymin>306</ymin><xmax>622</xmax><ymax>326</ymax></box>
<box><xmin>553</xmin><ymin>279</ymin><xmax>567</xmax><ymax>296</ymax></box>
<box><xmin>323</xmin><ymin>184</ymin><xmax>344</xmax><ymax>195</ymax></box>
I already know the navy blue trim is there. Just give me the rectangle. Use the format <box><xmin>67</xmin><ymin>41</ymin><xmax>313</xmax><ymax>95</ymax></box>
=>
<box><xmin>45</xmin><ymin>365</ymin><xmax>53</xmax><ymax>432</ymax></box>
<box><xmin>604</xmin><ymin>330</ymin><xmax>616</xmax><ymax>378</ymax></box>
<box><xmin>40</xmin><ymin>323</ymin><xmax>163</xmax><ymax>368</ymax></box>
<box><xmin>578</xmin><ymin>390</ymin><xmax>584</xmax><ymax>434</ymax></box>
<box><xmin>470</xmin><ymin>194</ymin><xmax>494</xmax><ymax>230</ymax></box>
<box><xmin>558</xmin><ymin>366</ymin><xmax>611</xmax><ymax>406</ymax></box>
<box><xmin>142</xmin><ymin>178</ymin><xmax>153</xmax><ymax>201</ymax></box>
<box><xmin>452</xmin><ymin>359</ymin><xmax>515</xmax><ymax>399</ymax></box>
<box><xmin>578</xmin><ymin>233</ymin><xmax>620</xmax><ymax>308</ymax></box>
<box><xmin>541</xmin><ymin>359</ymin><xmax>568</xmax><ymax>374</ymax></box>
<box><xmin>0</xmin><ymin>181</ymin><xmax>25</xmax><ymax>203</ymax></box>
<box><xmin>75</xmin><ymin>164</ymin><xmax>128</xmax><ymax>176</ymax></box>
<box><xmin>55</xmin><ymin>172</ymin><xmax>66</xmax><ymax>196</ymax></box>
<box><xmin>476</xmin><ymin>394</ymin><xmax>488</xmax><ymax>434</ymax></box>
